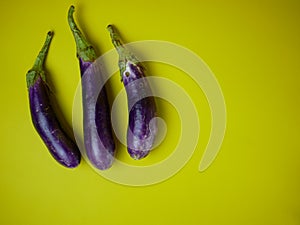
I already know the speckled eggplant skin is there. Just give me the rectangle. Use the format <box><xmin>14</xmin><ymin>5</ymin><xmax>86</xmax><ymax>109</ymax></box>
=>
<box><xmin>68</xmin><ymin>6</ymin><xmax>115</xmax><ymax>170</ymax></box>
<box><xmin>107</xmin><ymin>25</ymin><xmax>157</xmax><ymax>160</ymax></box>
<box><xmin>26</xmin><ymin>31</ymin><xmax>80</xmax><ymax>168</ymax></box>
<box><xmin>123</xmin><ymin>62</ymin><xmax>157</xmax><ymax>159</ymax></box>
<box><xmin>29</xmin><ymin>75</ymin><xmax>81</xmax><ymax>168</ymax></box>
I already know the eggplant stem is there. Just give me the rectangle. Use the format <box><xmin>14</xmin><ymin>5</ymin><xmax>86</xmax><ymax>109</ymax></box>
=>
<box><xmin>33</xmin><ymin>31</ymin><xmax>53</xmax><ymax>71</ymax></box>
<box><xmin>106</xmin><ymin>25</ymin><xmax>125</xmax><ymax>53</ymax></box>
<box><xmin>68</xmin><ymin>5</ymin><xmax>96</xmax><ymax>62</ymax></box>
<box><xmin>107</xmin><ymin>24</ymin><xmax>140</xmax><ymax>72</ymax></box>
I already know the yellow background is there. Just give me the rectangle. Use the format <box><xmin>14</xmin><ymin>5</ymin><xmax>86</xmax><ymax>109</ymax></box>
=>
<box><xmin>1</xmin><ymin>0</ymin><xmax>300</xmax><ymax>224</ymax></box>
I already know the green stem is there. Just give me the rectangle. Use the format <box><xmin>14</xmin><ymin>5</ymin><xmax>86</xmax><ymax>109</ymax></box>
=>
<box><xmin>32</xmin><ymin>31</ymin><xmax>53</xmax><ymax>71</ymax></box>
<box><xmin>106</xmin><ymin>25</ymin><xmax>126</xmax><ymax>56</ymax></box>
<box><xmin>107</xmin><ymin>24</ymin><xmax>139</xmax><ymax>74</ymax></box>
<box><xmin>68</xmin><ymin>5</ymin><xmax>96</xmax><ymax>62</ymax></box>
<box><xmin>26</xmin><ymin>31</ymin><xmax>53</xmax><ymax>88</ymax></box>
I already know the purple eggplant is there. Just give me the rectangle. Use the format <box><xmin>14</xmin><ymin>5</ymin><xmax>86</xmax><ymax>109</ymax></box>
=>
<box><xmin>68</xmin><ymin>6</ymin><xmax>115</xmax><ymax>170</ymax></box>
<box><xmin>26</xmin><ymin>31</ymin><xmax>81</xmax><ymax>168</ymax></box>
<box><xmin>107</xmin><ymin>25</ymin><xmax>157</xmax><ymax>160</ymax></box>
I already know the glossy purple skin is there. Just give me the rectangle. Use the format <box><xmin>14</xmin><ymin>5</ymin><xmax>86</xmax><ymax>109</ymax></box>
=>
<box><xmin>79</xmin><ymin>58</ymin><xmax>115</xmax><ymax>170</ymax></box>
<box><xmin>123</xmin><ymin>62</ymin><xmax>157</xmax><ymax>159</ymax></box>
<box><xmin>29</xmin><ymin>76</ymin><xmax>81</xmax><ymax>168</ymax></box>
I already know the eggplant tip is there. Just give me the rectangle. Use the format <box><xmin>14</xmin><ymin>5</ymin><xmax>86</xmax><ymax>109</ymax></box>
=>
<box><xmin>107</xmin><ymin>24</ymin><xmax>113</xmax><ymax>30</ymax></box>
<box><xmin>129</xmin><ymin>150</ymin><xmax>150</xmax><ymax>160</ymax></box>
<box><xmin>68</xmin><ymin>5</ymin><xmax>75</xmax><ymax>14</ymax></box>
<box><xmin>47</xmin><ymin>31</ymin><xmax>54</xmax><ymax>36</ymax></box>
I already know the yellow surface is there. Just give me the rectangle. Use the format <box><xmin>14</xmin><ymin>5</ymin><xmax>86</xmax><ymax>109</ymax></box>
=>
<box><xmin>1</xmin><ymin>0</ymin><xmax>300</xmax><ymax>224</ymax></box>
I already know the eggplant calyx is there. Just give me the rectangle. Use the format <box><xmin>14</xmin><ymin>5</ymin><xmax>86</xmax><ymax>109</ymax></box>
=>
<box><xmin>26</xmin><ymin>31</ymin><xmax>53</xmax><ymax>88</ymax></box>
